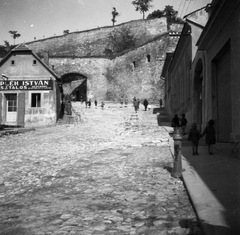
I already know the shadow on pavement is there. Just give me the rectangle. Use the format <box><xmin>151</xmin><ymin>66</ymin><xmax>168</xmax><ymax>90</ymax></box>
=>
<box><xmin>181</xmin><ymin>134</ymin><xmax>240</xmax><ymax>235</ymax></box>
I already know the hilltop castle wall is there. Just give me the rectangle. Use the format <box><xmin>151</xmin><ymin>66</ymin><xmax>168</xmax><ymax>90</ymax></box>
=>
<box><xmin>27</xmin><ymin>18</ymin><xmax>168</xmax><ymax>57</ymax></box>
<box><xmin>26</xmin><ymin>18</ymin><xmax>182</xmax><ymax>102</ymax></box>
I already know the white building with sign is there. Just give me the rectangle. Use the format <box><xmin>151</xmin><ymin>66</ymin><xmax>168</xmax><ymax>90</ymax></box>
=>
<box><xmin>0</xmin><ymin>44</ymin><xmax>61</xmax><ymax>127</ymax></box>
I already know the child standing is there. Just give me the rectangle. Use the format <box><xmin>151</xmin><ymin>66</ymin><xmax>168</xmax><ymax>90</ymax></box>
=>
<box><xmin>202</xmin><ymin>119</ymin><xmax>216</xmax><ymax>154</ymax></box>
<box><xmin>188</xmin><ymin>123</ymin><xmax>201</xmax><ymax>155</ymax></box>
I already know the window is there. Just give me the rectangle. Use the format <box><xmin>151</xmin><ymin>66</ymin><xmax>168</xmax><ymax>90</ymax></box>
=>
<box><xmin>11</xmin><ymin>60</ymin><xmax>15</xmax><ymax>65</ymax></box>
<box><xmin>31</xmin><ymin>93</ymin><xmax>41</xmax><ymax>107</ymax></box>
<box><xmin>33</xmin><ymin>60</ymin><xmax>37</xmax><ymax>65</ymax></box>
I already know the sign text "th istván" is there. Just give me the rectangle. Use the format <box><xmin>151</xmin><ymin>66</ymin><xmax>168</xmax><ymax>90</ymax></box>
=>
<box><xmin>0</xmin><ymin>80</ymin><xmax>53</xmax><ymax>91</ymax></box>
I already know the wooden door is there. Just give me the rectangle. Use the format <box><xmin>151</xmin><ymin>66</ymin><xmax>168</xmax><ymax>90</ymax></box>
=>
<box><xmin>6</xmin><ymin>94</ymin><xmax>17</xmax><ymax>123</ymax></box>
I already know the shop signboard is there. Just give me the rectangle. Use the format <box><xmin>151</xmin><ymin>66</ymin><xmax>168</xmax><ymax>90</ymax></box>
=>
<box><xmin>0</xmin><ymin>80</ymin><xmax>53</xmax><ymax>91</ymax></box>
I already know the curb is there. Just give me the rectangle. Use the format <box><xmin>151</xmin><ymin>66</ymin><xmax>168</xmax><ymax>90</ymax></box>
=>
<box><xmin>0</xmin><ymin>128</ymin><xmax>35</xmax><ymax>137</ymax></box>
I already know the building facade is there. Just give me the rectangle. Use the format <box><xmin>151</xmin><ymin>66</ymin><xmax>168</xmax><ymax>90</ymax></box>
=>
<box><xmin>194</xmin><ymin>0</ymin><xmax>240</xmax><ymax>142</ymax></box>
<box><xmin>162</xmin><ymin>5</ymin><xmax>209</xmax><ymax>130</ymax></box>
<box><xmin>164</xmin><ymin>0</ymin><xmax>240</xmax><ymax>144</ymax></box>
<box><xmin>0</xmin><ymin>44</ymin><xmax>61</xmax><ymax>127</ymax></box>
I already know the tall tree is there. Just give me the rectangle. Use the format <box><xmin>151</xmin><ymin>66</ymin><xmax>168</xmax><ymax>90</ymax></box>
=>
<box><xmin>9</xmin><ymin>31</ymin><xmax>21</xmax><ymax>45</ymax></box>
<box><xmin>147</xmin><ymin>9</ymin><xmax>164</xmax><ymax>19</ymax></box>
<box><xmin>164</xmin><ymin>5</ymin><xmax>178</xmax><ymax>23</ymax></box>
<box><xmin>132</xmin><ymin>0</ymin><xmax>152</xmax><ymax>19</ymax></box>
<box><xmin>111</xmin><ymin>7</ymin><xmax>119</xmax><ymax>26</ymax></box>
<box><xmin>147</xmin><ymin>5</ymin><xmax>184</xmax><ymax>23</ymax></box>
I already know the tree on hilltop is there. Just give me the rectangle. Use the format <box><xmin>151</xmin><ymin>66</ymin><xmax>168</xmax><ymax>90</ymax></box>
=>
<box><xmin>9</xmin><ymin>30</ymin><xmax>21</xmax><ymax>45</ymax></box>
<box><xmin>63</xmin><ymin>30</ymin><xmax>70</xmax><ymax>35</ymax></box>
<box><xmin>147</xmin><ymin>9</ymin><xmax>164</xmax><ymax>19</ymax></box>
<box><xmin>132</xmin><ymin>0</ymin><xmax>153</xmax><ymax>19</ymax></box>
<box><xmin>111</xmin><ymin>7</ymin><xmax>119</xmax><ymax>26</ymax></box>
<box><xmin>147</xmin><ymin>5</ymin><xmax>184</xmax><ymax>24</ymax></box>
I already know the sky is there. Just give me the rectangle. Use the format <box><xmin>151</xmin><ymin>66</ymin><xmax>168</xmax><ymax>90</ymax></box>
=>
<box><xmin>0</xmin><ymin>0</ymin><xmax>212</xmax><ymax>45</ymax></box>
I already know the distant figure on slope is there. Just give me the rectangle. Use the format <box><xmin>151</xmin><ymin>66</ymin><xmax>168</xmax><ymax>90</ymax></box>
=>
<box><xmin>88</xmin><ymin>99</ymin><xmax>92</xmax><ymax>108</ymax></box>
<box><xmin>65</xmin><ymin>100</ymin><xmax>72</xmax><ymax>115</ymax></box>
<box><xmin>120</xmin><ymin>98</ymin><xmax>123</xmax><ymax>106</ymax></box>
<box><xmin>133</xmin><ymin>98</ymin><xmax>138</xmax><ymax>113</ymax></box>
<box><xmin>94</xmin><ymin>100</ymin><xmax>98</xmax><ymax>108</ymax></box>
<box><xmin>143</xmin><ymin>99</ymin><xmax>148</xmax><ymax>111</ymax></box>
<box><xmin>188</xmin><ymin>123</ymin><xmax>201</xmax><ymax>155</ymax></box>
<box><xmin>159</xmin><ymin>99</ymin><xmax>163</xmax><ymax>108</ymax></box>
<box><xmin>125</xmin><ymin>97</ymin><xmax>128</xmax><ymax>106</ymax></box>
<box><xmin>101</xmin><ymin>101</ymin><xmax>105</xmax><ymax>109</ymax></box>
<box><xmin>137</xmin><ymin>99</ymin><xmax>140</xmax><ymax>111</ymax></box>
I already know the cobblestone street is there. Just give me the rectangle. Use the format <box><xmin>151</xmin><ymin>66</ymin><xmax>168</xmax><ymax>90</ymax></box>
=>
<box><xmin>0</xmin><ymin>103</ymin><xmax>200</xmax><ymax>235</ymax></box>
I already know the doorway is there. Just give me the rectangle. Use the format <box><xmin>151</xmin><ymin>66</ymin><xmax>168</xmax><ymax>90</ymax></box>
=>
<box><xmin>61</xmin><ymin>73</ymin><xmax>87</xmax><ymax>101</ymax></box>
<box><xmin>5</xmin><ymin>94</ymin><xmax>17</xmax><ymax>123</ymax></box>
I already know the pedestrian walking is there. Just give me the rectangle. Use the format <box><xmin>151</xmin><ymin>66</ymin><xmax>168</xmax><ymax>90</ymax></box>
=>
<box><xmin>88</xmin><ymin>99</ymin><xmax>92</xmax><ymax>108</ymax></box>
<box><xmin>94</xmin><ymin>100</ymin><xmax>98</xmax><ymax>108</ymax></box>
<box><xmin>171</xmin><ymin>114</ymin><xmax>180</xmax><ymax>130</ymax></box>
<box><xmin>160</xmin><ymin>99</ymin><xmax>163</xmax><ymax>108</ymax></box>
<box><xmin>101</xmin><ymin>101</ymin><xmax>105</xmax><ymax>109</ymax></box>
<box><xmin>133</xmin><ymin>96</ymin><xmax>136</xmax><ymax>105</ymax></box>
<box><xmin>65</xmin><ymin>100</ymin><xmax>72</xmax><ymax>115</ymax></box>
<box><xmin>133</xmin><ymin>99</ymin><xmax>138</xmax><ymax>113</ymax></box>
<box><xmin>143</xmin><ymin>99</ymin><xmax>148</xmax><ymax>111</ymax></box>
<box><xmin>120</xmin><ymin>98</ymin><xmax>123</xmax><ymax>106</ymax></box>
<box><xmin>137</xmin><ymin>99</ymin><xmax>140</xmax><ymax>111</ymax></box>
<box><xmin>202</xmin><ymin>119</ymin><xmax>216</xmax><ymax>155</ymax></box>
<box><xmin>180</xmin><ymin>113</ymin><xmax>188</xmax><ymax>135</ymax></box>
<box><xmin>125</xmin><ymin>97</ymin><xmax>128</xmax><ymax>106</ymax></box>
<box><xmin>188</xmin><ymin>123</ymin><xmax>201</xmax><ymax>155</ymax></box>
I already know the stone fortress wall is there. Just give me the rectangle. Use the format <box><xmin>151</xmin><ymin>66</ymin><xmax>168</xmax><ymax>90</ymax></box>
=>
<box><xmin>27</xmin><ymin>18</ymin><xmax>182</xmax><ymax>103</ymax></box>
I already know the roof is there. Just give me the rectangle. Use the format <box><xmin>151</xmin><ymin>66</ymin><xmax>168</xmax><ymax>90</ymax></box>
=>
<box><xmin>12</xmin><ymin>43</ymin><xmax>31</xmax><ymax>52</ymax></box>
<box><xmin>0</xmin><ymin>44</ymin><xmax>59</xmax><ymax>81</ymax></box>
<box><xmin>196</xmin><ymin>0</ymin><xmax>229</xmax><ymax>48</ymax></box>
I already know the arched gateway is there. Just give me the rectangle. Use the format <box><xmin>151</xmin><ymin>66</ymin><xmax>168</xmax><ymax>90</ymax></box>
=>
<box><xmin>61</xmin><ymin>73</ymin><xmax>87</xmax><ymax>101</ymax></box>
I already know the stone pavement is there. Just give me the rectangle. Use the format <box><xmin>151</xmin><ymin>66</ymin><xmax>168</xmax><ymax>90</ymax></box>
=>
<box><xmin>0</xmin><ymin>103</ymin><xmax>201</xmax><ymax>235</ymax></box>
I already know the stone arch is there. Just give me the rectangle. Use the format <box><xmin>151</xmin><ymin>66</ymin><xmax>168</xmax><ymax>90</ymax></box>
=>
<box><xmin>61</xmin><ymin>73</ymin><xmax>87</xmax><ymax>101</ymax></box>
<box><xmin>192</xmin><ymin>58</ymin><xmax>204</xmax><ymax>131</ymax></box>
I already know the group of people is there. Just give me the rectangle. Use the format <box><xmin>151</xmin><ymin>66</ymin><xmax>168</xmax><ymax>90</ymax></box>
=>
<box><xmin>132</xmin><ymin>97</ymin><xmax>153</xmax><ymax>113</ymax></box>
<box><xmin>171</xmin><ymin>114</ymin><xmax>216</xmax><ymax>155</ymax></box>
<box><xmin>171</xmin><ymin>113</ymin><xmax>188</xmax><ymax>135</ymax></box>
<box><xmin>85</xmin><ymin>99</ymin><xmax>105</xmax><ymax>109</ymax></box>
<box><xmin>188</xmin><ymin>119</ymin><xmax>216</xmax><ymax>155</ymax></box>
